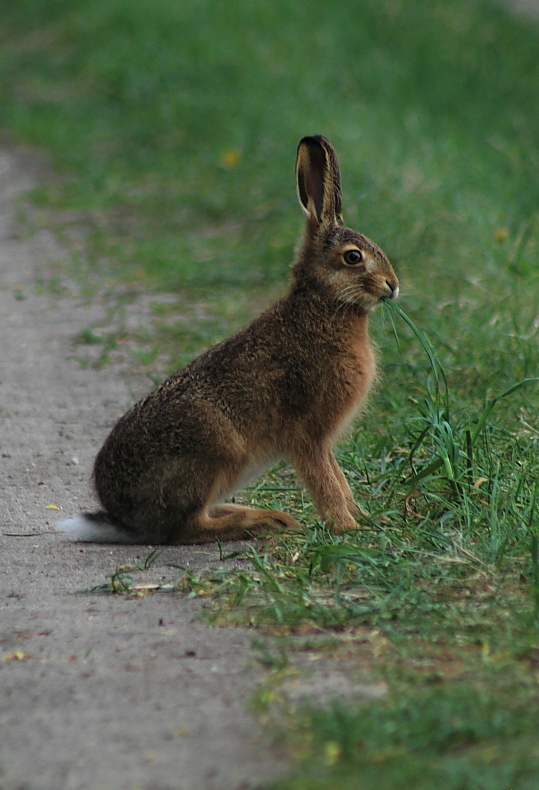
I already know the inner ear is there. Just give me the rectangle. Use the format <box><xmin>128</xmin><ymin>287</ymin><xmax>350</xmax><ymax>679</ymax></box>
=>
<box><xmin>304</xmin><ymin>143</ymin><xmax>327</xmax><ymax>222</ymax></box>
<box><xmin>297</xmin><ymin>140</ymin><xmax>328</xmax><ymax>223</ymax></box>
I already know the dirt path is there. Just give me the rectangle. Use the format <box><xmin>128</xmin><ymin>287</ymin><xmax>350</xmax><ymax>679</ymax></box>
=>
<box><xmin>0</xmin><ymin>150</ymin><xmax>286</xmax><ymax>790</ymax></box>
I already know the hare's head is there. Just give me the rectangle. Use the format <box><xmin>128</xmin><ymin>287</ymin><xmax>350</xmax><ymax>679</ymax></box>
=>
<box><xmin>293</xmin><ymin>135</ymin><xmax>398</xmax><ymax>311</ymax></box>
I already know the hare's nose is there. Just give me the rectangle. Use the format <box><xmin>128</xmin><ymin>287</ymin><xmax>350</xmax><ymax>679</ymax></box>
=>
<box><xmin>386</xmin><ymin>280</ymin><xmax>399</xmax><ymax>300</ymax></box>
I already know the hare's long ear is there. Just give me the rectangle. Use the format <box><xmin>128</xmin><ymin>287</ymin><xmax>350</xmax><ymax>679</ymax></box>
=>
<box><xmin>296</xmin><ymin>135</ymin><xmax>344</xmax><ymax>228</ymax></box>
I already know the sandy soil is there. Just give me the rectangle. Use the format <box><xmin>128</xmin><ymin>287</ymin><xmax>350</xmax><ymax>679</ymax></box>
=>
<box><xmin>0</xmin><ymin>148</ymin><xmax>289</xmax><ymax>790</ymax></box>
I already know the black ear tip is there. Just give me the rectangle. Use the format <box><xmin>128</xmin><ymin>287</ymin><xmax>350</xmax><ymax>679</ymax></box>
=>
<box><xmin>299</xmin><ymin>135</ymin><xmax>327</xmax><ymax>148</ymax></box>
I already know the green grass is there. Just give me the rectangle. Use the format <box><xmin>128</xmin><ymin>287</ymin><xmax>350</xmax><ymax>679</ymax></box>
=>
<box><xmin>267</xmin><ymin>679</ymin><xmax>539</xmax><ymax>790</ymax></box>
<box><xmin>2</xmin><ymin>0</ymin><xmax>539</xmax><ymax>296</ymax></box>
<box><xmin>3</xmin><ymin>0</ymin><xmax>539</xmax><ymax>787</ymax></box>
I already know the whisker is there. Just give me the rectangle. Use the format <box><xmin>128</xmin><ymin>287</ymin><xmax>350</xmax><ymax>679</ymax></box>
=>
<box><xmin>330</xmin><ymin>286</ymin><xmax>362</xmax><ymax>323</ymax></box>
<box><xmin>339</xmin><ymin>285</ymin><xmax>363</xmax><ymax>305</ymax></box>
<box><xmin>337</xmin><ymin>285</ymin><xmax>360</xmax><ymax>304</ymax></box>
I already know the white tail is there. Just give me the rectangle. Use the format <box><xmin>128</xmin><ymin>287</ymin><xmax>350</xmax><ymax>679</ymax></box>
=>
<box><xmin>56</xmin><ymin>515</ymin><xmax>140</xmax><ymax>544</ymax></box>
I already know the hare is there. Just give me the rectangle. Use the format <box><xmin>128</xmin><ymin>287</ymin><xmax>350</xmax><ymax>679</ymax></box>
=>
<box><xmin>58</xmin><ymin>135</ymin><xmax>398</xmax><ymax>545</ymax></box>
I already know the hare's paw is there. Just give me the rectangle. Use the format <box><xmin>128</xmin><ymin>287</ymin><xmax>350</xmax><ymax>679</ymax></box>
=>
<box><xmin>209</xmin><ymin>504</ymin><xmax>300</xmax><ymax>530</ymax></box>
<box><xmin>328</xmin><ymin>511</ymin><xmax>359</xmax><ymax>532</ymax></box>
<box><xmin>178</xmin><ymin>505</ymin><xmax>301</xmax><ymax>544</ymax></box>
<box><xmin>259</xmin><ymin>509</ymin><xmax>302</xmax><ymax>531</ymax></box>
<box><xmin>215</xmin><ymin>505</ymin><xmax>301</xmax><ymax>532</ymax></box>
<box><xmin>347</xmin><ymin>501</ymin><xmax>371</xmax><ymax>521</ymax></box>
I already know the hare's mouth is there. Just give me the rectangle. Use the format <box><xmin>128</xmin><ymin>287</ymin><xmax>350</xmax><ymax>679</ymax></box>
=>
<box><xmin>385</xmin><ymin>281</ymin><xmax>399</xmax><ymax>300</ymax></box>
<box><xmin>369</xmin><ymin>280</ymin><xmax>399</xmax><ymax>306</ymax></box>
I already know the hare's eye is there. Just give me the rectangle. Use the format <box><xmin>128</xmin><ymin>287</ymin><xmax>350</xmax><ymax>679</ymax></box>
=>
<box><xmin>343</xmin><ymin>249</ymin><xmax>364</xmax><ymax>266</ymax></box>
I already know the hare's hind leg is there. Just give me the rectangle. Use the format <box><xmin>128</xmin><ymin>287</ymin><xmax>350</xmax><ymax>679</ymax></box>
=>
<box><xmin>178</xmin><ymin>503</ymin><xmax>301</xmax><ymax>545</ymax></box>
<box><xmin>160</xmin><ymin>416</ymin><xmax>302</xmax><ymax>543</ymax></box>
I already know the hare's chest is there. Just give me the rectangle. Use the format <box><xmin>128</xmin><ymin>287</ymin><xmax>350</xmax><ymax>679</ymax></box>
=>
<box><xmin>349</xmin><ymin>335</ymin><xmax>377</xmax><ymax>398</ymax></box>
<box><xmin>330</xmin><ymin>339</ymin><xmax>377</xmax><ymax>438</ymax></box>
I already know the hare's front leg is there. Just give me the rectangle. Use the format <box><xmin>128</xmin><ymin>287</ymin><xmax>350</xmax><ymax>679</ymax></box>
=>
<box><xmin>291</xmin><ymin>444</ymin><xmax>360</xmax><ymax>530</ymax></box>
<box><xmin>327</xmin><ymin>453</ymin><xmax>369</xmax><ymax>521</ymax></box>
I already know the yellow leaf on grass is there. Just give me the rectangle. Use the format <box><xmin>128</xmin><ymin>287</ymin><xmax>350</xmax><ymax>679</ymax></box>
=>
<box><xmin>221</xmin><ymin>148</ymin><xmax>241</xmax><ymax>167</ymax></box>
<box><xmin>474</xmin><ymin>477</ymin><xmax>489</xmax><ymax>489</ymax></box>
<box><xmin>3</xmin><ymin>650</ymin><xmax>32</xmax><ymax>662</ymax></box>
<box><xmin>324</xmin><ymin>741</ymin><xmax>341</xmax><ymax>766</ymax></box>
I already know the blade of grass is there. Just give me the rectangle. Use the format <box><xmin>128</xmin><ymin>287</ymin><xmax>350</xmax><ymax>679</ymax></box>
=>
<box><xmin>382</xmin><ymin>298</ymin><xmax>449</xmax><ymax>415</ymax></box>
<box><xmin>470</xmin><ymin>378</ymin><xmax>539</xmax><ymax>445</ymax></box>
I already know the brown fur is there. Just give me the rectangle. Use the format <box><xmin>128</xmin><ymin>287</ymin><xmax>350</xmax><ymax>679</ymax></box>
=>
<box><xmin>82</xmin><ymin>136</ymin><xmax>399</xmax><ymax>543</ymax></box>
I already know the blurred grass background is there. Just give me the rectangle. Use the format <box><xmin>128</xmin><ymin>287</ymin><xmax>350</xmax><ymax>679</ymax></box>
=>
<box><xmin>2</xmin><ymin>1</ymin><xmax>539</xmax><ymax>787</ymax></box>
<box><xmin>1</xmin><ymin>0</ymin><xmax>538</xmax><ymax>292</ymax></box>
<box><xmin>1</xmin><ymin>0</ymin><xmax>538</xmax><ymax>402</ymax></box>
